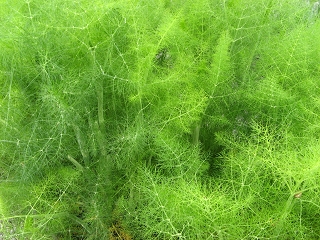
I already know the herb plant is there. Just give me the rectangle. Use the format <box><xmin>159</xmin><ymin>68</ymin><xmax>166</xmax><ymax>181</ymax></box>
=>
<box><xmin>1</xmin><ymin>0</ymin><xmax>320</xmax><ymax>239</ymax></box>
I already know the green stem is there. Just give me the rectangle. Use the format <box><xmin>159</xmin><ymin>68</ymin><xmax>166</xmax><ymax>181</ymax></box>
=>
<box><xmin>192</xmin><ymin>124</ymin><xmax>200</xmax><ymax>145</ymax></box>
<box><xmin>96</xmin><ymin>80</ymin><xmax>105</xmax><ymax>130</ymax></box>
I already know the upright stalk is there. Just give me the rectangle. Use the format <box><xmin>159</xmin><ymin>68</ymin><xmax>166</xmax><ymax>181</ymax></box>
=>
<box><xmin>192</xmin><ymin>123</ymin><xmax>200</xmax><ymax>146</ymax></box>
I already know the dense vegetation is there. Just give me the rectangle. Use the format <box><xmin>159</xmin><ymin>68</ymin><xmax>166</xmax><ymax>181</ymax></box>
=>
<box><xmin>1</xmin><ymin>0</ymin><xmax>320</xmax><ymax>239</ymax></box>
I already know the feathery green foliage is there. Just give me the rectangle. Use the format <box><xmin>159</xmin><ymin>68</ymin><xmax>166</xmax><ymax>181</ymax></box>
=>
<box><xmin>1</xmin><ymin>0</ymin><xmax>320</xmax><ymax>239</ymax></box>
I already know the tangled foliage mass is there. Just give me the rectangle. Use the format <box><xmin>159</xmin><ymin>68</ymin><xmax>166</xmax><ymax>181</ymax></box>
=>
<box><xmin>1</xmin><ymin>0</ymin><xmax>320</xmax><ymax>239</ymax></box>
